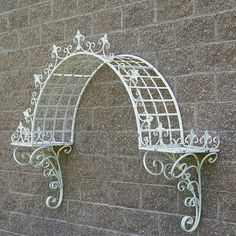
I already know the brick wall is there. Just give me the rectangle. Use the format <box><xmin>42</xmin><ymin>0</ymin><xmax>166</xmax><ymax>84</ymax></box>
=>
<box><xmin>0</xmin><ymin>0</ymin><xmax>235</xmax><ymax>235</ymax></box>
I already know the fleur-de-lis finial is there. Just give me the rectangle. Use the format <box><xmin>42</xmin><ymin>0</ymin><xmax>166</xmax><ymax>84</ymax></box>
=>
<box><xmin>143</xmin><ymin>115</ymin><xmax>153</xmax><ymax>129</ymax></box>
<box><xmin>103</xmin><ymin>34</ymin><xmax>109</xmax><ymax>48</ymax></box>
<box><xmin>23</xmin><ymin>109</ymin><xmax>28</xmax><ymax>117</ymax></box>
<box><xmin>33</xmin><ymin>74</ymin><xmax>43</xmax><ymax>87</ymax></box>
<box><xmin>18</xmin><ymin>122</ymin><xmax>23</xmax><ymax>130</ymax></box>
<box><xmin>98</xmin><ymin>33</ymin><xmax>111</xmax><ymax>57</ymax></box>
<box><xmin>185</xmin><ymin>129</ymin><xmax>198</xmax><ymax>147</ymax></box>
<box><xmin>75</xmin><ymin>30</ymin><xmax>82</xmax><ymax>41</ymax></box>
<box><xmin>200</xmin><ymin>131</ymin><xmax>212</xmax><ymax>148</ymax></box>
<box><xmin>156</xmin><ymin>123</ymin><xmax>165</xmax><ymax>145</ymax></box>
<box><xmin>34</xmin><ymin>74</ymin><xmax>40</xmax><ymax>82</ymax></box>
<box><xmin>23</xmin><ymin>108</ymin><xmax>32</xmax><ymax>124</ymax></box>
<box><xmin>52</xmin><ymin>44</ymin><xmax>59</xmax><ymax>58</ymax></box>
<box><xmin>74</xmin><ymin>30</ymin><xmax>85</xmax><ymax>50</ymax></box>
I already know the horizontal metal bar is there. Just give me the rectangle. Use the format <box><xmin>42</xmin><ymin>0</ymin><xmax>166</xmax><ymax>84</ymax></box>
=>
<box><xmin>113</xmin><ymin>65</ymin><xmax>152</xmax><ymax>70</ymax></box>
<box><xmin>46</xmin><ymin>83</ymin><xmax>79</xmax><ymax>87</ymax></box>
<box><xmin>140</xmin><ymin>128</ymin><xmax>181</xmax><ymax>132</ymax></box>
<box><xmin>12</xmin><ymin>141</ymin><xmax>74</xmax><ymax>147</ymax></box>
<box><xmin>140</xmin><ymin>99</ymin><xmax>174</xmax><ymax>102</ymax></box>
<box><xmin>41</xmin><ymin>93</ymin><xmax>82</xmax><ymax>97</ymax></box>
<box><xmin>53</xmin><ymin>73</ymin><xmax>91</xmax><ymax>77</ymax></box>
<box><xmin>38</xmin><ymin>105</ymin><xmax>76</xmax><ymax>108</ymax></box>
<box><xmin>35</xmin><ymin>117</ymin><xmax>74</xmax><ymax>121</ymax></box>
<box><xmin>114</xmin><ymin>58</ymin><xmax>147</xmax><ymax>65</ymax></box>
<box><xmin>139</xmin><ymin>113</ymin><xmax>178</xmax><ymax>116</ymax></box>
<box><xmin>33</xmin><ymin>129</ymin><xmax>72</xmax><ymax>133</ymax></box>
<box><xmin>129</xmin><ymin>86</ymin><xmax>168</xmax><ymax>89</ymax></box>
<box><xmin>123</xmin><ymin>75</ymin><xmax>160</xmax><ymax>79</ymax></box>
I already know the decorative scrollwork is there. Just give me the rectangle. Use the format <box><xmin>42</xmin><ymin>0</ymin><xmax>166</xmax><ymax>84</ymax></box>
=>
<box><xmin>33</xmin><ymin>127</ymin><xmax>54</xmax><ymax>143</ymax></box>
<box><xmin>183</xmin><ymin>129</ymin><xmax>220</xmax><ymax>150</ymax></box>
<box><xmin>143</xmin><ymin>151</ymin><xmax>164</xmax><ymax>176</ymax></box>
<box><xmin>11</xmin><ymin>122</ymin><xmax>31</xmax><ymax>144</ymax></box>
<box><xmin>139</xmin><ymin>115</ymin><xmax>153</xmax><ymax>147</ymax></box>
<box><xmin>11</xmin><ymin>123</ymin><xmax>54</xmax><ymax>145</ymax></box>
<box><xmin>142</xmin><ymin>151</ymin><xmax>175</xmax><ymax>179</ymax></box>
<box><xmin>199</xmin><ymin>130</ymin><xmax>220</xmax><ymax>149</ymax></box>
<box><xmin>140</xmin><ymin>122</ymin><xmax>171</xmax><ymax>148</ymax></box>
<box><xmin>127</xmin><ymin>69</ymin><xmax>139</xmax><ymax>86</ymax></box>
<box><xmin>184</xmin><ymin>129</ymin><xmax>198</xmax><ymax>147</ymax></box>
<box><xmin>153</xmin><ymin>123</ymin><xmax>169</xmax><ymax>147</ymax></box>
<box><xmin>143</xmin><ymin>151</ymin><xmax>219</xmax><ymax>232</ymax></box>
<box><xmin>171</xmin><ymin>152</ymin><xmax>218</xmax><ymax>232</ymax></box>
<box><xmin>13</xmin><ymin>145</ymin><xmax>72</xmax><ymax>209</ymax></box>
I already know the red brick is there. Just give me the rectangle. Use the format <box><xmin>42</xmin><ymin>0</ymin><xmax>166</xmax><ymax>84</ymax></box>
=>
<box><xmin>196</xmin><ymin>42</ymin><xmax>236</xmax><ymax>72</ymax></box>
<box><xmin>176</xmin><ymin>16</ymin><xmax>215</xmax><ymax>46</ymax></box>
<box><xmin>158</xmin><ymin>47</ymin><xmax>196</xmax><ymax>77</ymax></box>
<box><xmin>139</xmin><ymin>24</ymin><xmax>175</xmax><ymax>51</ymax></box>
<box><xmin>123</xmin><ymin>1</ymin><xmax>154</xmax><ymax>29</ymax></box>
<box><xmin>155</xmin><ymin>0</ymin><xmax>193</xmax><ymax>22</ymax></box>
<box><xmin>41</xmin><ymin>21</ymin><xmax>64</xmax><ymax>44</ymax></box>
<box><xmin>217</xmin><ymin>10</ymin><xmax>236</xmax><ymax>41</ymax></box>
<box><xmin>0</xmin><ymin>31</ymin><xmax>18</xmax><ymax>50</ymax></box>
<box><xmin>0</xmin><ymin>0</ymin><xmax>18</xmax><ymax>13</ymax></box>
<box><xmin>19</xmin><ymin>26</ymin><xmax>41</xmax><ymax>48</ymax></box>
<box><xmin>53</xmin><ymin>0</ymin><xmax>78</xmax><ymax>19</ymax></box>
<box><xmin>93</xmin><ymin>8</ymin><xmax>121</xmax><ymax>34</ymax></box>
<box><xmin>0</xmin><ymin>15</ymin><xmax>8</xmax><ymax>32</ymax></box>
<box><xmin>176</xmin><ymin>74</ymin><xmax>216</xmax><ymax>103</ymax></box>
<box><xmin>8</xmin><ymin>9</ymin><xmax>28</xmax><ymax>30</ymax></box>
<box><xmin>64</xmin><ymin>15</ymin><xmax>92</xmax><ymax>41</ymax></box>
<box><xmin>29</xmin><ymin>1</ymin><xmax>52</xmax><ymax>25</ymax></box>
<box><xmin>217</xmin><ymin>71</ymin><xmax>236</xmax><ymax>102</ymax></box>
<box><xmin>196</xmin><ymin>0</ymin><xmax>236</xmax><ymax>14</ymax></box>
<box><xmin>77</xmin><ymin>0</ymin><xmax>106</xmax><ymax>14</ymax></box>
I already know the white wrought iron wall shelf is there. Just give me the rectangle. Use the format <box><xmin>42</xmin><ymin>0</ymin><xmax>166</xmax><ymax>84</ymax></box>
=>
<box><xmin>11</xmin><ymin>30</ymin><xmax>220</xmax><ymax>232</ymax></box>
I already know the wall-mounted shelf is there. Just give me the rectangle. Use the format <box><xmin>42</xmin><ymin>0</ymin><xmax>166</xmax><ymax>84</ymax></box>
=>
<box><xmin>11</xmin><ymin>30</ymin><xmax>220</xmax><ymax>232</ymax></box>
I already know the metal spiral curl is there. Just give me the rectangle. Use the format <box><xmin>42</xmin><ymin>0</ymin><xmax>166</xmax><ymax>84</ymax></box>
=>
<box><xmin>142</xmin><ymin>151</ymin><xmax>174</xmax><ymax>178</ymax></box>
<box><xmin>143</xmin><ymin>152</ymin><xmax>164</xmax><ymax>176</ymax></box>
<box><xmin>13</xmin><ymin>145</ymin><xmax>72</xmax><ymax>209</ymax></box>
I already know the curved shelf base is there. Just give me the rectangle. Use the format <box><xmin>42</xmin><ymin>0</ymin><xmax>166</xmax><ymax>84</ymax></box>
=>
<box><xmin>143</xmin><ymin>151</ymin><xmax>219</xmax><ymax>232</ymax></box>
<box><xmin>13</xmin><ymin>145</ymin><xmax>72</xmax><ymax>209</ymax></box>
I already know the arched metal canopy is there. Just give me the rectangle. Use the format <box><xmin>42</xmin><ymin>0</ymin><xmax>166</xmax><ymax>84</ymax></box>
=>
<box><xmin>11</xmin><ymin>31</ymin><xmax>185</xmax><ymax>152</ymax></box>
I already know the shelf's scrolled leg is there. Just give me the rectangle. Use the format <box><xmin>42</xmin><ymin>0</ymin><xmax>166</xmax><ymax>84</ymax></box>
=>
<box><xmin>143</xmin><ymin>151</ymin><xmax>219</xmax><ymax>232</ymax></box>
<box><xmin>170</xmin><ymin>152</ymin><xmax>218</xmax><ymax>232</ymax></box>
<box><xmin>13</xmin><ymin>145</ymin><xmax>72</xmax><ymax>209</ymax></box>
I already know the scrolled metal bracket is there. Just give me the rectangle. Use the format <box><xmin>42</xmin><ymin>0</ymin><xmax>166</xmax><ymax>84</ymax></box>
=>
<box><xmin>13</xmin><ymin>145</ymin><xmax>72</xmax><ymax>209</ymax></box>
<box><xmin>10</xmin><ymin>29</ymin><xmax>220</xmax><ymax>232</ymax></box>
<box><xmin>143</xmin><ymin>150</ymin><xmax>219</xmax><ymax>232</ymax></box>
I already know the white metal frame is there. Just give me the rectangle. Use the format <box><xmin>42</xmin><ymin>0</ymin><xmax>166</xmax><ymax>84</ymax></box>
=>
<box><xmin>11</xmin><ymin>30</ymin><xmax>220</xmax><ymax>232</ymax></box>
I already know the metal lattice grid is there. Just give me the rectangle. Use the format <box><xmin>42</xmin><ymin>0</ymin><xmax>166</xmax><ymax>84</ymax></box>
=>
<box><xmin>33</xmin><ymin>55</ymin><xmax>104</xmax><ymax>146</ymax></box>
<box><xmin>12</xmin><ymin>56</ymin><xmax>184</xmax><ymax>150</ymax></box>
